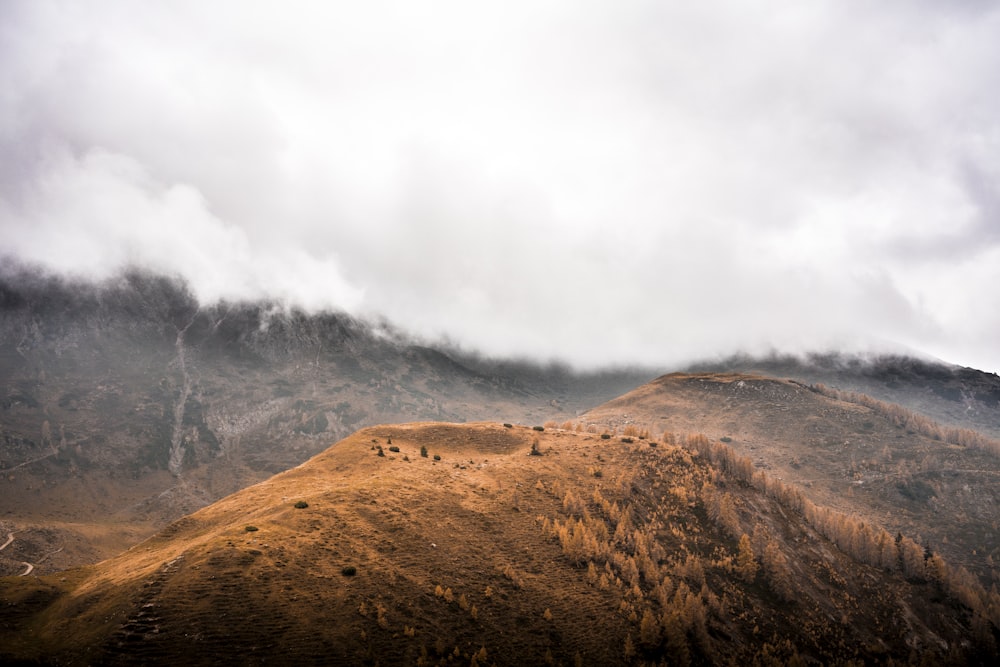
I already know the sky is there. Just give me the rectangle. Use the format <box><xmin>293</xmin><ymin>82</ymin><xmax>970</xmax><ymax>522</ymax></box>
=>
<box><xmin>2</xmin><ymin>1</ymin><xmax>999</xmax><ymax>372</ymax></box>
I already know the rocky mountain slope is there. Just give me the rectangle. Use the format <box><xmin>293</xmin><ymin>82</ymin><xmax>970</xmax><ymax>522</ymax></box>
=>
<box><xmin>688</xmin><ymin>353</ymin><xmax>1000</xmax><ymax>439</ymax></box>
<box><xmin>0</xmin><ymin>268</ymin><xmax>655</xmax><ymax>569</ymax></box>
<box><xmin>1</xmin><ymin>422</ymin><xmax>996</xmax><ymax>665</ymax></box>
<box><xmin>582</xmin><ymin>373</ymin><xmax>1000</xmax><ymax>588</ymax></box>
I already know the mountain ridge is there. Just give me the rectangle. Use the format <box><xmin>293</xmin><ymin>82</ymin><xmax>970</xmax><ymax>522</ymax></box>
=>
<box><xmin>581</xmin><ymin>372</ymin><xmax>1000</xmax><ymax>589</ymax></box>
<box><xmin>686</xmin><ymin>352</ymin><xmax>1000</xmax><ymax>439</ymax></box>
<box><xmin>0</xmin><ymin>267</ymin><xmax>658</xmax><ymax>569</ymax></box>
<box><xmin>2</xmin><ymin>420</ymin><xmax>996</xmax><ymax>665</ymax></box>
<box><xmin>4</xmin><ymin>265</ymin><xmax>1000</xmax><ymax>590</ymax></box>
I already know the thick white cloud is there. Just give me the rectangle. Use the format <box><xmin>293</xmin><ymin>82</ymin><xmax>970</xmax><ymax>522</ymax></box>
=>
<box><xmin>0</xmin><ymin>147</ymin><xmax>362</xmax><ymax>309</ymax></box>
<box><xmin>2</xmin><ymin>0</ymin><xmax>999</xmax><ymax>372</ymax></box>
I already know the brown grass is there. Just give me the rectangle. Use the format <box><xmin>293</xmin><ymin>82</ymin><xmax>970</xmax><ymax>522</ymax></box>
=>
<box><xmin>1</xmin><ymin>420</ymin><xmax>995</xmax><ymax>664</ymax></box>
<box><xmin>582</xmin><ymin>372</ymin><xmax>1000</xmax><ymax>588</ymax></box>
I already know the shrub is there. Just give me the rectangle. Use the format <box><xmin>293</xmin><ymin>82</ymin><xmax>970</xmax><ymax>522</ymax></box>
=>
<box><xmin>294</xmin><ymin>500</ymin><xmax>309</xmax><ymax>509</ymax></box>
<box><xmin>245</xmin><ymin>525</ymin><xmax>259</xmax><ymax>532</ymax></box>
<box><xmin>420</xmin><ymin>445</ymin><xmax>428</xmax><ymax>457</ymax></box>
<box><xmin>433</xmin><ymin>454</ymin><xmax>441</xmax><ymax>461</ymax></box>
<box><xmin>720</xmin><ymin>436</ymin><xmax>733</xmax><ymax>443</ymax></box>
<box><xmin>621</xmin><ymin>437</ymin><xmax>634</xmax><ymax>444</ymax></box>
<box><xmin>341</xmin><ymin>565</ymin><xmax>357</xmax><ymax>576</ymax></box>
<box><xmin>600</xmin><ymin>433</ymin><xmax>611</xmax><ymax>440</ymax></box>
<box><xmin>532</xmin><ymin>425</ymin><xmax>545</xmax><ymax>432</ymax></box>
<box><xmin>501</xmin><ymin>564</ymin><xmax>523</xmax><ymax>588</ymax></box>
<box><xmin>503</xmin><ymin>423</ymin><xmax>513</xmax><ymax>428</ymax></box>
<box><xmin>649</xmin><ymin>441</ymin><xmax>658</xmax><ymax>448</ymax></box>
<box><xmin>389</xmin><ymin>446</ymin><xmax>400</xmax><ymax>453</ymax></box>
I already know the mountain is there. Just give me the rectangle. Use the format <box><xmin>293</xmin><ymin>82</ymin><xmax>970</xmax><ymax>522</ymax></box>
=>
<box><xmin>2</xmin><ymin>422</ymin><xmax>996</xmax><ymax>665</ymax></box>
<box><xmin>581</xmin><ymin>372</ymin><xmax>1000</xmax><ymax>588</ymax></box>
<box><xmin>0</xmin><ymin>267</ymin><xmax>657</xmax><ymax>570</ymax></box>
<box><xmin>687</xmin><ymin>353</ymin><xmax>1000</xmax><ymax>439</ymax></box>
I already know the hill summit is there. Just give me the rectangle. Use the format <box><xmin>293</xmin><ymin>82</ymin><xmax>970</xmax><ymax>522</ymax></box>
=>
<box><xmin>2</xmin><ymin>421</ymin><xmax>996</xmax><ymax>665</ymax></box>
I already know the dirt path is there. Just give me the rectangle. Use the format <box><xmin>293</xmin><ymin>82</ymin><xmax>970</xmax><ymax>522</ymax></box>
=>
<box><xmin>0</xmin><ymin>532</ymin><xmax>36</xmax><ymax>576</ymax></box>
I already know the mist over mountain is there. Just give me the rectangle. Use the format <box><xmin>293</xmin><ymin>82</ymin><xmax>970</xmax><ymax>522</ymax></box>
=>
<box><xmin>3</xmin><ymin>268</ymin><xmax>1000</xmax><ymax>662</ymax></box>
<box><xmin>3</xmin><ymin>2</ymin><xmax>1000</xmax><ymax>372</ymax></box>
<box><xmin>0</xmin><ymin>266</ymin><xmax>657</xmax><ymax>569</ymax></box>
<box><xmin>4</xmin><ymin>3</ymin><xmax>1000</xmax><ymax>661</ymax></box>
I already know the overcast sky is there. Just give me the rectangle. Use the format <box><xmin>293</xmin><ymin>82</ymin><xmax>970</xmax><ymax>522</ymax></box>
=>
<box><xmin>2</xmin><ymin>1</ymin><xmax>999</xmax><ymax>372</ymax></box>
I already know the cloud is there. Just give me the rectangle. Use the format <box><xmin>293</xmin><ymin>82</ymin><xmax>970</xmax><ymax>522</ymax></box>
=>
<box><xmin>2</xmin><ymin>1</ymin><xmax>1000</xmax><ymax>372</ymax></box>
<box><xmin>0</xmin><ymin>146</ymin><xmax>362</xmax><ymax>310</ymax></box>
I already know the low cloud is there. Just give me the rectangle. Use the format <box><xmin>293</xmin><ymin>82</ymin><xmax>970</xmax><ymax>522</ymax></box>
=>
<box><xmin>2</xmin><ymin>1</ymin><xmax>999</xmax><ymax>372</ymax></box>
<box><xmin>1</xmin><ymin>147</ymin><xmax>362</xmax><ymax>310</ymax></box>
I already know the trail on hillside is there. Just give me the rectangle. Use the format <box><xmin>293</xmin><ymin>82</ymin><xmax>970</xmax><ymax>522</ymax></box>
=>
<box><xmin>0</xmin><ymin>532</ymin><xmax>34</xmax><ymax>576</ymax></box>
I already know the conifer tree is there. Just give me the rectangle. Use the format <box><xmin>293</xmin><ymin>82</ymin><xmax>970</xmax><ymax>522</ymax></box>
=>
<box><xmin>640</xmin><ymin>608</ymin><xmax>660</xmax><ymax>647</ymax></box>
<box><xmin>736</xmin><ymin>533</ymin><xmax>758</xmax><ymax>583</ymax></box>
<box><xmin>623</xmin><ymin>633</ymin><xmax>636</xmax><ymax>661</ymax></box>
<box><xmin>663</xmin><ymin>612</ymin><xmax>691</xmax><ymax>667</ymax></box>
<box><xmin>763</xmin><ymin>540</ymin><xmax>794</xmax><ymax>601</ymax></box>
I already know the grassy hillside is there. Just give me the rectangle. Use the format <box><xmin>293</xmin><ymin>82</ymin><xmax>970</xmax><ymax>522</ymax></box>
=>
<box><xmin>1</xmin><ymin>422</ymin><xmax>995</xmax><ymax>665</ymax></box>
<box><xmin>0</xmin><ymin>269</ymin><xmax>655</xmax><ymax>569</ymax></box>
<box><xmin>583</xmin><ymin>373</ymin><xmax>1000</xmax><ymax>587</ymax></box>
<box><xmin>686</xmin><ymin>353</ymin><xmax>1000</xmax><ymax>439</ymax></box>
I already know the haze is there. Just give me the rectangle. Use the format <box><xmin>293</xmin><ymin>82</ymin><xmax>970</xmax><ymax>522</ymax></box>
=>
<box><xmin>2</xmin><ymin>1</ymin><xmax>999</xmax><ymax>372</ymax></box>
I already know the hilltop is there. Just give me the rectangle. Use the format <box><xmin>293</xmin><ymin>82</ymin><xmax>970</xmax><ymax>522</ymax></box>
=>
<box><xmin>687</xmin><ymin>353</ymin><xmax>1000</xmax><ymax>439</ymax></box>
<box><xmin>582</xmin><ymin>372</ymin><xmax>1000</xmax><ymax>586</ymax></box>
<box><xmin>0</xmin><ymin>268</ymin><xmax>655</xmax><ymax>568</ymax></box>
<box><xmin>1</xmin><ymin>422</ymin><xmax>996</xmax><ymax>665</ymax></box>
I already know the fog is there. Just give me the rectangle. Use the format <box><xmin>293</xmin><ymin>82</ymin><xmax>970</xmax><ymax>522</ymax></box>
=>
<box><xmin>2</xmin><ymin>1</ymin><xmax>999</xmax><ymax>372</ymax></box>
